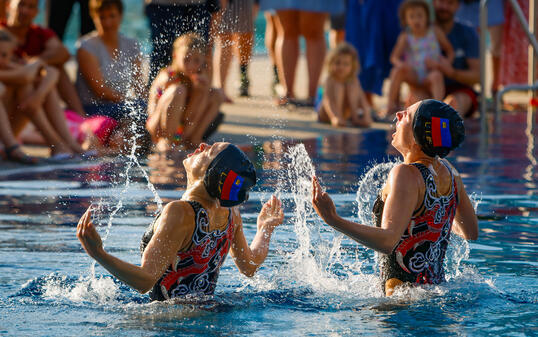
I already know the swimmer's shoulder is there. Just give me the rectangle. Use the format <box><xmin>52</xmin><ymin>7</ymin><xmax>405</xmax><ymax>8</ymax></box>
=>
<box><xmin>383</xmin><ymin>163</ymin><xmax>424</xmax><ymax>197</ymax></box>
<box><xmin>155</xmin><ymin>200</ymin><xmax>196</xmax><ymax>232</ymax></box>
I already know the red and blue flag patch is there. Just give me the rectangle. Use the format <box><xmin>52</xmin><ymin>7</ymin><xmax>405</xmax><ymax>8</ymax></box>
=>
<box><xmin>220</xmin><ymin>170</ymin><xmax>244</xmax><ymax>201</ymax></box>
<box><xmin>431</xmin><ymin>117</ymin><xmax>452</xmax><ymax>147</ymax></box>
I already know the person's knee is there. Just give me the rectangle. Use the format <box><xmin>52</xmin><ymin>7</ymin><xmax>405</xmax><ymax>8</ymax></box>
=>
<box><xmin>162</xmin><ymin>84</ymin><xmax>188</xmax><ymax>104</ymax></box>
<box><xmin>444</xmin><ymin>93</ymin><xmax>472</xmax><ymax>115</ymax></box>
<box><xmin>427</xmin><ymin>70</ymin><xmax>443</xmax><ymax>83</ymax></box>
<box><xmin>392</xmin><ymin>63</ymin><xmax>412</xmax><ymax>80</ymax></box>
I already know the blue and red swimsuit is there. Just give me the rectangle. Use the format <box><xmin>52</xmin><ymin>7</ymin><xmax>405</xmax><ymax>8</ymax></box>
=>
<box><xmin>373</xmin><ymin>160</ymin><xmax>459</xmax><ymax>288</ymax></box>
<box><xmin>140</xmin><ymin>201</ymin><xmax>234</xmax><ymax>301</ymax></box>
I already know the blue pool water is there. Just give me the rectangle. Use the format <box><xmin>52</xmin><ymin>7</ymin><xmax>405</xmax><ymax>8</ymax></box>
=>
<box><xmin>0</xmin><ymin>112</ymin><xmax>537</xmax><ymax>336</ymax></box>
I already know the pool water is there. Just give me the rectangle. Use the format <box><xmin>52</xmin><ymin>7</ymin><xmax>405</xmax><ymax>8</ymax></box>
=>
<box><xmin>0</xmin><ymin>112</ymin><xmax>537</xmax><ymax>336</ymax></box>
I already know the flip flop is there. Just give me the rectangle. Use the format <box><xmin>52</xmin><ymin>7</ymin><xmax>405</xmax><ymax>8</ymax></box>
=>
<box><xmin>5</xmin><ymin>144</ymin><xmax>40</xmax><ymax>165</ymax></box>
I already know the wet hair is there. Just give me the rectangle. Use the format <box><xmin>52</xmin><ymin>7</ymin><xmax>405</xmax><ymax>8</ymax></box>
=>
<box><xmin>326</xmin><ymin>42</ymin><xmax>360</xmax><ymax>80</ymax></box>
<box><xmin>89</xmin><ymin>0</ymin><xmax>124</xmax><ymax>17</ymax></box>
<box><xmin>398</xmin><ymin>0</ymin><xmax>432</xmax><ymax>28</ymax></box>
<box><xmin>413</xmin><ymin>99</ymin><xmax>465</xmax><ymax>158</ymax></box>
<box><xmin>172</xmin><ymin>33</ymin><xmax>207</xmax><ymax>56</ymax></box>
<box><xmin>204</xmin><ymin>144</ymin><xmax>257</xmax><ymax>207</ymax></box>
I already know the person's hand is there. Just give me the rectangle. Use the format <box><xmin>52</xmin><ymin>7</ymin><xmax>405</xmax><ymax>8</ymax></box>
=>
<box><xmin>76</xmin><ymin>206</ymin><xmax>104</xmax><ymax>259</ymax></box>
<box><xmin>257</xmin><ymin>195</ymin><xmax>284</xmax><ymax>233</ymax></box>
<box><xmin>312</xmin><ymin>176</ymin><xmax>337</xmax><ymax>223</ymax></box>
<box><xmin>437</xmin><ymin>56</ymin><xmax>455</xmax><ymax>78</ymax></box>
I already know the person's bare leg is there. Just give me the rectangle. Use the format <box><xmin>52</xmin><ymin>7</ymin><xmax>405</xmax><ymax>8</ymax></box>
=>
<box><xmin>320</xmin><ymin>80</ymin><xmax>347</xmax><ymax>126</ymax></box>
<box><xmin>235</xmin><ymin>32</ymin><xmax>253</xmax><ymax>96</ymax></box>
<box><xmin>274</xmin><ymin>10</ymin><xmax>299</xmax><ymax>100</ymax></box>
<box><xmin>213</xmin><ymin>32</ymin><xmax>234</xmax><ymax>101</ymax></box>
<box><xmin>329</xmin><ymin>29</ymin><xmax>345</xmax><ymax>50</ymax></box>
<box><xmin>147</xmin><ymin>84</ymin><xmax>188</xmax><ymax>143</ymax></box>
<box><xmin>185</xmin><ymin>88</ymin><xmax>223</xmax><ymax>145</ymax></box>
<box><xmin>11</xmin><ymin>84</ymin><xmax>73</xmax><ymax>156</ymax></box>
<box><xmin>299</xmin><ymin>11</ymin><xmax>327</xmax><ymax>100</ymax></box>
<box><xmin>425</xmin><ymin>70</ymin><xmax>445</xmax><ymax>101</ymax></box>
<box><xmin>264</xmin><ymin>11</ymin><xmax>277</xmax><ymax>66</ymax></box>
<box><xmin>444</xmin><ymin>92</ymin><xmax>473</xmax><ymax>117</ymax></box>
<box><xmin>264</xmin><ymin>11</ymin><xmax>279</xmax><ymax>93</ymax></box>
<box><xmin>57</xmin><ymin>67</ymin><xmax>86</xmax><ymax>116</ymax></box>
<box><xmin>43</xmin><ymin>88</ymin><xmax>84</xmax><ymax>153</ymax></box>
<box><xmin>347</xmin><ymin>79</ymin><xmax>372</xmax><ymax>127</ymax></box>
<box><xmin>0</xmin><ymin>83</ymin><xmax>20</xmax><ymax>149</ymax></box>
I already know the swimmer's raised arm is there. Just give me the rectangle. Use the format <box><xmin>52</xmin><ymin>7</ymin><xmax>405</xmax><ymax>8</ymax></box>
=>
<box><xmin>230</xmin><ymin>195</ymin><xmax>284</xmax><ymax>277</ymax></box>
<box><xmin>77</xmin><ymin>202</ymin><xmax>194</xmax><ymax>293</ymax></box>
<box><xmin>312</xmin><ymin>167</ymin><xmax>418</xmax><ymax>254</ymax></box>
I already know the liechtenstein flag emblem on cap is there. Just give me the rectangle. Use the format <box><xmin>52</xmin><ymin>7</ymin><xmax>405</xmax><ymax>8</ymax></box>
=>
<box><xmin>431</xmin><ymin>117</ymin><xmax>452</xmax><ymax>147</ymax></box>
<box><xmin>220</xmin><ymin>170</ymin><xmax>244</xmax><ymax>201</ymax></box>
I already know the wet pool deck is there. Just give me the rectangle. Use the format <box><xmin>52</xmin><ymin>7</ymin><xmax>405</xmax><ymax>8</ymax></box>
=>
<box><xmin>4</xmin><ymin>54</ymin><xmax>527</xmax><ymax>171</ymax></box>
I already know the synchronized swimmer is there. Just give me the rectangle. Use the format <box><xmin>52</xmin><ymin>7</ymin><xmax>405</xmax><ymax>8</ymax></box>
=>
<box><xmin>77</xmin><ymin>99</ymin><xmax>478</xmax><ymax>299</ymax></box>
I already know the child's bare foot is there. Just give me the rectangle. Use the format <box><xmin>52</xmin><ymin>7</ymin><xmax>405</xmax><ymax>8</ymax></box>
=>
<box><xmin>331</xmin><ymin>117</ymin><xmax>347</xmax><ymax>127</ymax></box>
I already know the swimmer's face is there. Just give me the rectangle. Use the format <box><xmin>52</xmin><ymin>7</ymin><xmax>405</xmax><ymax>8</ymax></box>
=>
<box><xmin>0</xmin><ymin>41</ymin><xmax>14</xmax><ymax>68</ymax></box>
<box><xmin>173</xmin><ymin>47</ymin><xmax>204</xmax><ymax>76</ymax></box>
<box><xmin>92</xmin><ymin>5</ymin><xmax>122</xmax><ymax>35</ymax></box>
<box><xmin>405</xmin><ymin>5</ymin><xmax>428</xmax><ymax>34</ymax></box>
<box><xmin>391</xmin><ymin>102</ymin><xmax>420</xmax><ymax>154</ymax></box>
<box><xmin>183</xmin><ymin>142</ymin><xmax>230</xmax><ymax>182</ymax></box>
<box><xmin>329</xmin><ymin>53</ymin><xmax>354</xmax><ymax>81</ymax></box>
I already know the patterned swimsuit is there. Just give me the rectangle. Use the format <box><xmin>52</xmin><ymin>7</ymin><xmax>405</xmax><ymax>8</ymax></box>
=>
<box><xmin>140</xmin><ymin>201</ymin><xmax>234</xmax><ymax>301</ymax></box>
<box><xmin>405</xmin><ymin>27</ymin><xmax>441</xmax><ymax>83</ymax></box>
<box><xmin>373</xmin><ymin>161</ymin><xmax>458</xmax><ymax>289</ymax></box>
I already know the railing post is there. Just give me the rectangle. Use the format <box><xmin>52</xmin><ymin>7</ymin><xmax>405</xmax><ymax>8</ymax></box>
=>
<box><xmin>479</xmin><ymin>0</ymin><xmax>489</xmax><ymax>138</ymax></box>
<box><xmin>529</xmin><ymin>0</ymin><xmax>537</xmax><ymax>115</ymax></box>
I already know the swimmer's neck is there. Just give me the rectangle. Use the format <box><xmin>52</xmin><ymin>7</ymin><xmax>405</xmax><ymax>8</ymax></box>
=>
<box><xmin>403</xmin><ymin>150</ymin><xmax>437</xmax><ymax>165</ymax></box>
<box><xmin>183</xmin><ymin>180</ymin><xmax>219</xmax><ymax>209</ymax></box>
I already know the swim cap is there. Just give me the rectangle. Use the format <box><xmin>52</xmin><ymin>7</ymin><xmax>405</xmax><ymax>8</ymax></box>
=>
<box><xmin>413</xmin><ymin>99</ymin><xmax>465</xmax><ymax>158</ymax></box>
<box><xmin>204</xmin><ymin>144</ymin><xmax>257</xmax><ymax>207</ymax></box>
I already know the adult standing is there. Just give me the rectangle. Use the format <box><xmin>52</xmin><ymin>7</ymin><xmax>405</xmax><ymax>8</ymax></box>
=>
<box><xmin>145</xmin><ymin>0</ymin><xmax>219</xmax><ymax>82</ymax></box>
<box><xmin>407</xmin><ymin>0</ymin><xmax>480</xmax><ymax>117</ymax></box>
<box><xmin>77</xmin><ymin>142</ymin><xmax>284</xmax><ymax>300</ymax></box>
<box><xmin>312</xmin><ymin>100</ymin><xmax>478</xmax><ymax>296</ymax></box>
<box><xmin>345</xmin><ymin>0</ymin><xmax>403</xmax><ymax>107</ymax></box>
<box><xmin>213</xmin><ymin>0</ymin><xmax>255</xmax><ymax>99</ymax></box>
<box><xmin>2</xmin><ymin>0</ymin><xmax>87</xmax><ymax>117</ymax></box>
<box><xmin>455</xmin><ymin>0</ymin><xmax>504</xmax><ymax>96</ymax></box>
<box><xmin>76</xmin><ymin>0</ymin><xmax>146</xmax><ymax>121</ymax></box>
<box><xmin>260</xmin><ymin>0</ymin><xmax>345</xmax><ymax>106</ymax></box>
<box><xmin>45</xmin><ymin>0</ymin><xmax>95</xmax><ymax>41</ymax></box>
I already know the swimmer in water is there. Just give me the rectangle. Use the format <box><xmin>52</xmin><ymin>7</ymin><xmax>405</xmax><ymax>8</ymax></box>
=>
<box><xmin>77</xmin><ymin>142</ymin><xmax>284</xmax><ymax>300</ymax></box>
<box><xmin>311</xmin><ymin>99</ymin><xmax>478</xmax><ymax>296</ymax></box>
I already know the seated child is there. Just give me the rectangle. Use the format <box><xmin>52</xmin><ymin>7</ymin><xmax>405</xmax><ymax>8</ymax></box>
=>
<box><xmin>0</xmin><ymin>28</ymin><xmax>85</xmax><ymax>159</ymax></box>
<box><xmin>318</xmin><ymin>42</ymin><xmax>372</xmax><ymax>128</ymax></box>
<box><xmin>146</xmin><ymin>33</ymin><xmax>224</xmax><ymax>151</ymax></box>
<box><xmin>383</xmin><ymin>0</ymin><xmax>454</xmax><ymax>117</ymax></box>
<box><xmin>65</xmin><ymin>110</ymin><xmax>152</xmax><ymax>157</ymax></box>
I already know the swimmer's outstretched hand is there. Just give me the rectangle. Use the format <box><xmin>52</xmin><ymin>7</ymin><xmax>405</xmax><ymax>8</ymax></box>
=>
<box><xmin>257</xmin><ymin>195</ymin><xmax>284</xmax><ymax>232</ymax></box>
<box><xmin>76</xmin><ymin>206</ymin><xmax>104</xmax><ymax>259</ymax></box>
<box><xmin>312</xmin><ymin>176</ymin><xmax>337</xmax><ymax>223</ymax></box>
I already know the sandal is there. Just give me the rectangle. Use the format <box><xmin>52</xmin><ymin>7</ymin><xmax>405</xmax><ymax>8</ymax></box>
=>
<box><xmin>5</xmin><ymin>144</ymin><xmax>40</xmax><ymax>165</ymax></box>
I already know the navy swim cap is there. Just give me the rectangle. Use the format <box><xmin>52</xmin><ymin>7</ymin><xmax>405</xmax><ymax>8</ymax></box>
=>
<box><xmin>204</xmin><ymin>144</ymin><xmax>257</xmax><ymax>207</ymax></box>
<box><xmin>413</xmin><ymin>99</ymin><xmax>465</xmax><ymax>158</ymax></box>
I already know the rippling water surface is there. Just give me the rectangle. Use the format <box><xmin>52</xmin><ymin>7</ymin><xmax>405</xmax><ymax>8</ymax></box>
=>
<box><xmin>1</xmin><ymin>113</ymin><xmax>536</xmax><ymax>336</ymax></box>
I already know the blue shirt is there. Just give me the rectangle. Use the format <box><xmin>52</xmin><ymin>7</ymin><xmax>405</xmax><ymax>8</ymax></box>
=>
<box><xmin>446</xmin><ymin>21</ymin><xmax>479</xmax><ymax>87</ymax></box>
